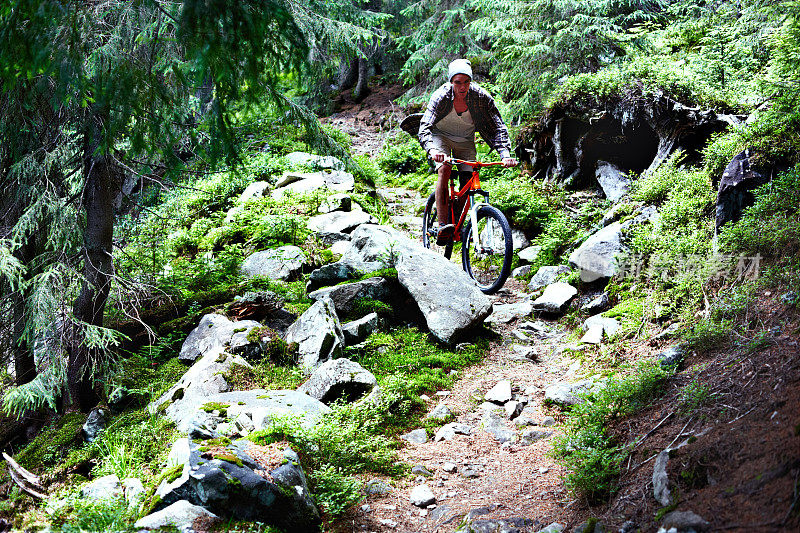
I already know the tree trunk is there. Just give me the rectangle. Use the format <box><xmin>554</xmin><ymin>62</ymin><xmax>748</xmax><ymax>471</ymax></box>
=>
<box><xmin>337</xmin><ymin>57</ymin><xmax>358</xmax><ymax>92</ymax></box>
<box><xmin>352</xmin><ymin>56</ymin><xmax>371</xmax><ymax>102</ymax></box>
<box><xmin>66</xmin><ymin>117</ymin><xmax>120</xmax><ymax>411</ymax></box>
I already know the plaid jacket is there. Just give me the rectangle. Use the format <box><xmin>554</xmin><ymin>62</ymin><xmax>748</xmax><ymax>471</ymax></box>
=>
<box><xmin>418</xmin><ymin>82</ymin><xmax>511</xmax><ymax>159</ymax></box>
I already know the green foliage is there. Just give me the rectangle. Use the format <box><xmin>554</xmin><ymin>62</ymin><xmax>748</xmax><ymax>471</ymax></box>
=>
<box><xmin>485</xmin><ymin>174</ymin><xmax>551</xmax><ymax>233</ymax></box>
<box><xmin>16</xmin><ymin>412</ymin><xmax>86</xmax><ymax>471</ymax></box>
<box><xmin>49</xmin><ymin>497</ymin><xmax>134</xmax><ymax>533</ymax></box>
<box><xmin>552</xmin><ymin>361</ymin><xmax>672</xmax><ymax>501</ymax></box>
<box><xmin>678</xmin><ymin>378</ymin><xmax>715</xmax><ymax>414</ymax></box>
<box><xmin>378</xmin><ymin>132</ymin><xmax>429</xmax><ymax>175</ymax></box>
<box><xmin>309</xmin><ymin>465</ymin><xmax>364</xmax><ymax>517</ymax></box>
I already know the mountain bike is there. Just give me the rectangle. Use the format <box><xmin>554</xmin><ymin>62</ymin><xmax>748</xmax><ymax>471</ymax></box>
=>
<box><xmin>421</xmin><ymin>158</ymin><xmax>513</xmax><ymax>294</ymax></box>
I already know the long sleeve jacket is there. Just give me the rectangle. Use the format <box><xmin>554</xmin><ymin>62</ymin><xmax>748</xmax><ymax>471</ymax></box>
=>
<box><xmin>418</xmin><ymin>82</ymin><xmax>512</xmax><ymax>159</ymax></box>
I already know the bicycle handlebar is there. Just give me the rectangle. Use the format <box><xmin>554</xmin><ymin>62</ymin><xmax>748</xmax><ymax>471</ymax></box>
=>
<box><xmin>447</xmin><ymin>158</ymin><xmax>506</xmax><ymax>168</ymax></box>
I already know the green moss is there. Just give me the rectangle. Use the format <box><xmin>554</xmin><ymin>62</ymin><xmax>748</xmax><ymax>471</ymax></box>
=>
<box><xmin>203</xmin><ymin>437</ymin><xmax>232</xmax><ymax>447</ymax></box>
<box><xmin>215</xmin><ymin>452</ymin><xmax>244</xmax><ymax>467</ymax></box>
<box><xmin>201</xmin><ymin>402</ymin><xmax>230</xmax><ymax>416</ymax></box>
<box><xmin>16</xmin><ymin>412</ymin><xmax>87</xmax><ymax>470</ymax></box>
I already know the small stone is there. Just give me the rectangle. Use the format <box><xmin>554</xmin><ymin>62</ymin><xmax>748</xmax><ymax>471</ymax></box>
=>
<box><xmin>400</xmin><ymin>429</ymin><xmax>428</xmax><ymax>444</ymax></box>
<box><xmin>661</xmin><ymin>510</ymin><xmax>709</xmax><ymax>531</ymax></box>
<box><xmin>519</xmin><ymin>429</ymin><xmax>552</xmax><ymax>446</ymax></box>
<box><xmin>443</xmin><ymin>462</ymin><xmax>457</xmax><ymax>473</ymax></box>
<box><xmin>460</xmin><ymin>466</ymin><xmax>479</xmax><ymax>478</ymax></box>
<box><xmin>410</xmin><ymin>485</ymin><xmax>436</xmax><ymax>507</ymax></box>
<box><xmin>379</xmin><ymin>518</ymin><xmax>398</xmax><ymax>528</ymax></box>
<box><xmin>539</xmin><ymin>467</ymin><xmax>549</xmax><ymax>474</ymax></box>
<box><xmin>537</xmin><ymin>523</ymin><xmax>565</xmax><ymax>533</ymax></box>
<box><xmin>514</xmin><ymin>416</ymin><xmax>536</xmax><ymax>427</ymax></box>
<box><xmin>541</xmin><ymin>416</ymin><xmax>556</xmax><ymax>427</ymax></box>
<box><xmin>582</xmin><ymin>293</ymin><xmax>609</xmax><ymax>314</ymax></box>
<box><xmin>420</xmin><ymin>394</ymin><xmax>431</xmax><ymax>401</ymax></box>
<box><xmin>360</xmin><ymin>504</ymin><xmax>370</xmax><ymax>513</ymax></box>
<box><xmin>364</xmin><ymin>480</ymin><xmax>392</xmax><ymax>496</ymax></box>
<box><xmin>435</xmin><ymin>390</ymin><xmax>451</xmax><ymax>397</ymax></box>
<box><xmin>658</xmin><ymin>345</ymin><xmax>686</xmax><ymax>369</ymax></box>
<box><xmin>504</xmin><ymin>400</ymin><xmax>523</xmax><ymax>419</ymax></box>
<box><xmin>485</xmin><ymin>380</ymin><xmax>513</xmax><ymax>403</ymax></box>
<box><xmin>411</xmin><ymin>465</ymin><xmax>433</xmax><ymax>477</ymax></box>
<box><xmin>512</xmin><ymin>265</ymin><xmax>532</xmax><ymax>278</ymax></box>
<box><xmin>426</xmin><ymin>403</ymin><xmax>453</xmax><ymax>421</ymax></box>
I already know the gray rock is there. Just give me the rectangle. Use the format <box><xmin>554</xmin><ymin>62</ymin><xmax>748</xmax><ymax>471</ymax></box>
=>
<box><xmin>108</xmin><ymin>387</ymin><xmax>149</xmax><ymax>414</ymax></box>
<box><xmin>485</xmin><ymin>301</ymin><xmax>533</xmax><ymax>324</ymax></box>
<box><xmin>443</xmin><ymin>462</ymin><xmax>457</xmax><ymax>473</ymax></box>
<box><xmin>529</xmin><ymin>266</ymin><xmax>571</xmax><ymax>291</ymax></box>
<box><xmin>510</xmin><ymin>345</ymin><xmax>537</xmax><ymax>361</ymax></box>
<box><xmin>80</xmin><ymin>475</ymin><xmax>122</xmax><ymax>501</ymax></box>
<box><xmin>519</xmin><ymin>429</ymin><xmax>552</xmax><ymax>446</ymax></box>
<box><xmin>272</xmin><ymin>169</ymin><xmax>354</xmax><ymax>200</ymax></box>
<box><xmin>154</xmin><ymin>440</ymin><xmax>321</xmax><ymax>532</ymax></box>
<box><xmin>661</xmin><ymin>510</ymin><xmax>709</xmax><ymax>532</ymax></box>
<box><xmin>715</xmin><ymin>149</ymin><xmax>771</xmax><ymax>229</ymax></box>
<box><xmin>580</xmin><ymin>324</ymin><xmax>604</xmax><ymax>344</ymax></box>
<box><xmin>318</xmin><ymin>193</ymin><xmax>352</xmax><ymax>214</ymax></box>
<box><xmin>485</xmin><ymin>380</ymin><xmax>513</xmax><ymax>404</ymax></box>
<box><xmin>512</xmin><ymin>265</ymin><xmax>532</xmax><ymax>278</ymax></box>
<box><xmin>481</xmin><ymin>411</ymin><xmax>514</xmax><ymax>443</ymax></box>
<box><xmin>504</xmin><ymin>400</ymin><xmax>524</xmax><ymax>419</ymax></box>
<box><xmin>460</xmin><ymin>465</ymin><xmax>480</xmax><ymax>478</ymax></box>
<box><xmin>541</xmin><ymin>416</ymin><xmax>556</xmax><ymax>427</ymax></box>
<box><xmin>544</xmin><ymin>379</ymin><xmax>599</xmax><ymax>407</ymax></box>
<box><xmin>285</xmin><ymin>151</ymin><xmax>345</xmax><ymax>171</ymax></box>
<box><xmin>411</xmin><ymin>465</ymin><xmax>433</xmax><ymax>477</ymax></box>
<box><xmin>568</xmin><ymin>222</ymin><xmax>626</xmax><ymax>282</ymax></box>
<box><xmin>309</xmin><ymin>277</ymin><xmax>392</xmax><ymax>316</ymax></box>
<box><xmin>134</xmin><ymin>500</ymin><xmax>219</xmax><ymax>531</ymax></box>
<box><xmin>122</xmin><ymin>478</ymin><xmax>145</xmax><ymax>506</ymax></box>
<box><xmin>342</xmin><ymin>313</ymin><xmax>379</xmax><ymax>344</ymax></box>
<box><xmin>410</xmin><ymin>485</ymin><xmax>436</xmax><ymax>507</ymax></box>
<box><xmin>167</xmin><ymin>438</ymin><xmax>191</xmax><ymax>468</ymax></box>
<box><xmin>596</xmin><ymin>161</ymin><xmax>631</xmax><ymax>202</ymax></box>
<box><xmin>150</xmin><ymin>346</ymin><xmax>252</xmax><ymax>429</ymax></box>
<box><xmin>518</xmin><ymin>246</ymin><xmax>542</xmax><ymax>264</ymax></box>
<box><xmin>600</xmin><ymin>203</ymin><xmax>629</xmax><ymax>227</ymax></box>
<box><xmin>240</xmin><ymin>246</ymin><xmax>307</xmax><ymax>282</ymax></box>
<box><xmin>781</xmin><ymin>291</ymin><xmax>799</xmax><ymax>306</ymax></box>
<box><xmin>307</xmin><ymin>210</ymin><xmax>377</xmax><ymax>234</ymax></box>
<box><xmin>531</xmin><ymin>283</ymin><xmax>577</xmax><ymax>314</ymax></box>
<box><xmin>583</xmin><ymin>314</ymin><xmax>621</xmax><ymax>338</ymax></box>
<box><xmin>306</xmin><ymin>262</ymin><xmax>358</xmax><ymax>292</ymax></box>
<box><xmin>239</xmin><ymin>181</ymin><xmax>270</xmax><ymax>203</ymax></box>
<box><xmin>318</xmin><ymin>231</ymin><xmax>351</xmax><ymax>247</ymax></box>
<box><xmin>653</xmin><ymin>449</ymin><xmax>672</xmax><ymax>507</ymax></box>
<box><xmin>395</xmin><ymin>240</ymin><xmax>493</xmax><ymax>345</ymax></box>
<box><xmin>228</xmin><ymin>291</ymin><xmax>284</xmax><ymax>317</ymax></box>
<box><xmin>480</xmin><ymin>226</ymin><xmax>529</xmax><ymax>251</ymax></box>
<box><xmin>338</xmin><ymin>224</ymin><xmax>409</xmax><ymax>273</ymax></box>
<box><xmin>658</xmin><ymin>345</ymin><xmax>686</xmax><ymax>369</ymax></box>
<box><xmin>582</xmin><ymin>293</ymin><xmax>609</xmax><ymax>314</ymax></box>
<box><xmin>179</xmin><ymin>313</ymin><xmax>261</xmax><ymax>364</ymax></box>
<box><xmin>82</xmin><ymin>408</ymin><xmax>108</xmax><ymax>443</ymax></box>
<box><xmin>572</xmin><ymin>520</ymin><xmax>607</xmax><ymax>533</ymax></box>
<box><xmin>458</xmin><ymin>517</ymin><xmax>540</xmax><ymax>532</ymax></box>
<box><xmin>286</xmin><ymin>296</ymin><xmax>345</xmax><ymax>371</ymax></box>
<box><xmin>297</xmin><ymin>358</ymin><xmax>377</xmax><ymax>404</ymax></box>
<box><xmin>434</xmin><ymin>423</ymin><xmax>473</xmax><ymax>442</ymax></box>
<box><xmin>426</xmin><ymin>403</ymin><xmax>453</xmax><ymax>421</ymax></box>
<box><xmin>364</xmin><ymin>479</ymin><xmax>392</xmax><ymax>496</ymax></box>
<box><xmin>400</xmin><ymin>428</ymin><xmax>428</xmax><ymax>444</ymax></box>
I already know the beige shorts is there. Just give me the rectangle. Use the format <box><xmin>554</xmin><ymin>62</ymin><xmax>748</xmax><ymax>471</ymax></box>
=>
<box><xmin>429</xmin><ymin>133</ymin><xmax>477</xmax><ymax>172</ymax></box>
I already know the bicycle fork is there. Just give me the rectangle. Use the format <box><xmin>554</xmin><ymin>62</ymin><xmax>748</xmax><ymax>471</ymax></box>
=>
<box><xmin>468</xmin><ymin>192</ymin><xmax>491</xmax><ymax>253</ymax></box>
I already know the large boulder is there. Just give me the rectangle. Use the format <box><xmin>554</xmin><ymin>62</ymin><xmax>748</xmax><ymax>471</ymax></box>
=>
<box><xmin>271</xmin><ymin>170</ymin><xmax>354</xmax><ymax>200</ymax></box>
<box><xmin>307</xmin><ymin>211</ymin><xmax>377</xmax><ymax>235</ymax></box>
<box><xmin>337</xmin><ymin>224</ymin><xmax>413</xmax><ymax>273</ymax></box>
<box><xmin>285</xmin><ymin>151</ymin><xmax>345</xmax><ymax>171</ymax></box>
<box><xmin>297</xmin><ymin>358</ymin><xmax>377</xmax><ymax>404</ymax></box>
<box><xmin>342</xmin><ymin>312</ymin><xmax>379</xmax><ymax>344</ymax></box>
<box><xmin>240</xmin><ymin>246</ymin><xmax>307</xmax><ymax>282</ymax></box>
<box><xmin>286</xmin><ymin>296</ymin><xmax>345</xmax><ymax>371</ymax></box>
<box><xmin>531</xmin><ymin>283</ymin><xmax>577</xmax><ymax>314</ymax></box>
<box><xmin>306</xmin><ymin>262</ymin><xmax>359</xmax><ymax>292</ymax></box>
<box><xmin>308</xmin><ymin>277</ymin><xmax>393</xmax><ymax>316</ymax></box>
<box><xmin>568</xmin><ymin>222</ymin><xmax>625</xmax><ymax>282</ymax></box>
<box><xmin>715</xmin><ymin>149</ymin><xmax>772</xmax><ymax>229</ymax></box>
<box><xmin>149</xmin><ymin>346</ymin><xmax>251</xmax><ymax>431</ymax></box>
<box><xmin>595</xmin><ymin>160</ymin><xmax>631</xmax><ymax>202</ymax></box>
<box><xmin>239</xmin><ymin>181</ymin><xmax>271</xmax><ymax>203</ymax></box>
<box><xmin>152</xmin><ymin>440</ymin><xmax>321</xmax><ymax>532</ymax></box>
<box><xmin>544</xmin><ymin>379</ymin><xmax>604</xmax><ymax>407</ymax></box>
<box><xmin>395</xmin><ymin>245</ymin><xmax>492</xmax><ymax>344</ymax></box>
<box><xmin>179</xmin><ymin>314</ymin><xmax>262</xmax><ymax>364</ymax></box>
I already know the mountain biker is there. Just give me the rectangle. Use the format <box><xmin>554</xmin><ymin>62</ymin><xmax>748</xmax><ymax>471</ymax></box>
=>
<box><xmin>418</xmin><ymin>58</ymin><xmax>517</xmax><ymax>245</ymax></box>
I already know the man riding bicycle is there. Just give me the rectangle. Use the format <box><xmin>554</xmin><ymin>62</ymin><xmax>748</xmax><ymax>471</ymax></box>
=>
<box><xmin>418</xmin><ymin>58</ymin><xmax>517</xmax><ymax>245</ymax></box>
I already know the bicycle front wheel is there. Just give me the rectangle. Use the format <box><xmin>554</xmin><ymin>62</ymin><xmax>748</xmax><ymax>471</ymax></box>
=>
<box><xmin>422</xmin><ymin>192</ymin><xmax>453</xmax><ymax>259</ymax></box>
<box><xmin>461</xmin><ymin>205</ymin><xmax>513</xmax><ymax>294</ymax></box>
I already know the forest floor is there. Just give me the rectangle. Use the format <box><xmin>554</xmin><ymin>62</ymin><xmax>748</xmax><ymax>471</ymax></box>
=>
<box><xmin>322</xmin><ymin>85</ymin><xmax>800</xmax><ymax>533</ymax></box>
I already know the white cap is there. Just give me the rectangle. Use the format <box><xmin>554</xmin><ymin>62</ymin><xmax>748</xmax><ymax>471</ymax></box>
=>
<box><xmin>448</xmin><ymin>59</ymin><xmax>473</xmax><ymax>82</ymax></box>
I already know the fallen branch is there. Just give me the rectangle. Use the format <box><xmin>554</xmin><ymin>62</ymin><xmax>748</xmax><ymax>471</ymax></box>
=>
<box><xmin>3</xmin><ymin>453</ymin><xmax>47</xmax><ymax>500</ymax></box>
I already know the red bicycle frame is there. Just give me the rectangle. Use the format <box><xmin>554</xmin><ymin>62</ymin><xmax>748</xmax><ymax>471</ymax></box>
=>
<box><xmin>445</xmin><ymin>159</ymin><xmax>505</xmax><ymax>243</ymax></box>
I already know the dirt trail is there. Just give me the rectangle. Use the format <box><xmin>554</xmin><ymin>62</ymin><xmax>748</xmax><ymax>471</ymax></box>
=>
<box><xmin>326</xmin><ymin>87</ymin><xmax>583</xmax><ymax>532</ymax></box>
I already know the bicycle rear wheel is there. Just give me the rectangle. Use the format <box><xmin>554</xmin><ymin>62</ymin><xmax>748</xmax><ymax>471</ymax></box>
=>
<box><xmin>461</xmin><ymin>205</ymin><xmax>513</xmax><ymax>294</ymax></box>
<box><xmin>422</xmin><ymin>192</ymin><xmax>453</xmax><ymax>259</ymax></box>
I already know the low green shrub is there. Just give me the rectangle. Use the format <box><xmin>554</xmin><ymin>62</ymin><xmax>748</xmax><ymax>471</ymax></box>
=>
<box><xmin>308</xmin><ymin>465</ymin><xmax>364</xmax><ymax>517</ymax></box>
<box><xmin>552</xmin><ymin>361</ymin><xmax>672</xmax><ymax>502</ymax></box>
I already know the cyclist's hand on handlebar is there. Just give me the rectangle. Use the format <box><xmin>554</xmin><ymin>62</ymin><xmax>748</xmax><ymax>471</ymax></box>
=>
<box><xmin>430</xmin><ymin>150</ymin><xmax>447</xmax><ymax>163</ymax></box>
<box><xmin>502</xmin><ymin>157</ymin><xmax>518</xmax><ymax>168</ymax></box>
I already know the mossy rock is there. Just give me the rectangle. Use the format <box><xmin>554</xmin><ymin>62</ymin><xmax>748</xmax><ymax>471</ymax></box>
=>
<box><xmin>16</xmin><ymin>412</ymin><xmax>87</xmax><ymax>471</ymax></box>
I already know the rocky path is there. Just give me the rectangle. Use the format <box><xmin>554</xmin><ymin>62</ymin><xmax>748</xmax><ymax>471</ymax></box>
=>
<box><xmin>331</xmin><ymin>101</ymin><xmax>583</xmax><ymax>532</ymax></box>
